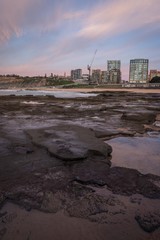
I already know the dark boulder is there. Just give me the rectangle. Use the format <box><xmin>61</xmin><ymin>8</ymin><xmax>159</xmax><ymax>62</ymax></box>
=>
<box><xmin>135</xmin><ymin>211</ymin><xmax>160</xmax><ymax>232</ymax></box>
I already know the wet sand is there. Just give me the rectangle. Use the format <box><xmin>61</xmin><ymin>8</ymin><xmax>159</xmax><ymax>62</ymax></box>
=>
<box><xmin>1</xmin><ymin>194</ymin><xmax>160</xmax><ymax>240</ymax></box>
<box><xmin>32</xmin><ymin>87</ymin><xmax>160</xmax><ymax>94</ymax></box>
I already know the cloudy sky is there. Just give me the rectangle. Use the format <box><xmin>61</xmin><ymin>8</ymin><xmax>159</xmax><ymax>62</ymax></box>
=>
<box><xmin>0</xmin><ymin>0</ymin><xmax>160</xmax><ymax>80</ymax></box>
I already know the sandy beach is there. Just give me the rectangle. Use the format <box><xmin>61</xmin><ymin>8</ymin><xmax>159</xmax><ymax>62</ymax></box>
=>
<box><xmin>36</xmin><ymin>87</ymin><xmax>160</xmax><ymax>94</ymax></box>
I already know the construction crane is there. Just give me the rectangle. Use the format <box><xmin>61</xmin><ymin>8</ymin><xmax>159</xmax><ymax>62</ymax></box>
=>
<box><xmin>87</xmin><ymin>49</ymin><xmax>97</xmax><ymax>84</ymax></box>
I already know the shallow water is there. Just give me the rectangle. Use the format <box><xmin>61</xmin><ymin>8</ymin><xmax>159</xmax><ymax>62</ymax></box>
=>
<box><xmin>0</xmin><ymin>89</ymin><xmax>97</xmax><ymax>98</ymax></box>
<box><xmin>106</xmin><ymin>136</ymin><xmax>160</xmax><ymax>176</ymax></box>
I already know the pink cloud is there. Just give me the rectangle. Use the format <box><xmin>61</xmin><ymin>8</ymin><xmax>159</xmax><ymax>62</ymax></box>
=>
<box><xmin>0</xmin><ymin>0</ymin><xmax>40</xmax><ymax>44</ymax></box>
<box><xmin>78</xmin><ymin>0</ymin><xmax>160</xmax><ymax>39</ymax></box>
<box><xmin>0</xmin><ymin>0</ymin><xmax>86</xmax><ymax>45</ymax></box>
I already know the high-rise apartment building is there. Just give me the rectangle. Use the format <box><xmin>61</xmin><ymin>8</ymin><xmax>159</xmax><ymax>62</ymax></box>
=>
<box><xmin>129</xmin><ymin>59</ymin><xmax>149</xmax><ymax>83</ymax></box>
<box><xmin>107</xmin><ymin>60</ymin><xmax>121</xmax><ymax>83</ymax></box>
<box><xmin>71</xmin><ymin>69</ymin><xmax>82</xmax><ymax>80</ymax></box>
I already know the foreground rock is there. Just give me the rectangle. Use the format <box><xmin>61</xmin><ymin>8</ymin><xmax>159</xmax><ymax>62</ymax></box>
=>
<box><xmin>105</xmin><ymin>167</ymin><xmax>160</xmax><ymax>198</ymax></box>
<box><xmin>26</xmin><ymin>125</ymin><xmax>112</xmax><ymax>161</ymax></box>
<box><xmin>135</xmin><ymin>211</ymin><xmax>160</xmax><ymax>232</ymax></box>
<box><xmin>122</xmin><ymin>111</ymin><xmax>156</xmax><ymax>123</ymax></box>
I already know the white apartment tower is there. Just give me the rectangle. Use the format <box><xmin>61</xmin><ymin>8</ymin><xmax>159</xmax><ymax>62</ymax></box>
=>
<box><xmin>129</xmin><ymin>59</ymin><xmax>149</xmax><ymax>83</ymax></box>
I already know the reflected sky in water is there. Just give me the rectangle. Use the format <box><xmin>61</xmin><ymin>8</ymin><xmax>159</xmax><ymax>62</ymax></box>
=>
<box><xmin>106</xmin><ymin>136</ymin><xmax>160</xmax><ymax>176</ymax></box>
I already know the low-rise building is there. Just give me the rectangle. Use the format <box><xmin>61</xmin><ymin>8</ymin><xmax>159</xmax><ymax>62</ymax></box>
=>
<box><xmin>82</xmin><ymin>74</ymin><xmax>89</xmax><ymax>81</ymax></box>
<box><xmin>109</xmin><ymin>69</ymin><xmax>121</xmax><ymax>84</ymax></box>
<box><xmin>92</xmin><ymin>69</ymin><xmax>101</xmax><ymax>84</ymax></box>
<box><xmin>149</xmin><ymin>70</ymin><xmax>160</xmax><ymax>81</ymax></box>
<box><xmin>101</xmin><ymin>71</ymin><xmax>108</xmax><ymax>83</ymax></box>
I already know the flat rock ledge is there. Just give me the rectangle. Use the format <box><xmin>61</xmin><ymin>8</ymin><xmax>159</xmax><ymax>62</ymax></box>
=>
<box><xmin>121</xmin><ymin>111</ymin><xmax>156</xmax><ymax>123</ymax></box>
<box><xmin>26</xmin><ymin>125</ymin><xmax>112</xmax><ymax>162</ymax></box>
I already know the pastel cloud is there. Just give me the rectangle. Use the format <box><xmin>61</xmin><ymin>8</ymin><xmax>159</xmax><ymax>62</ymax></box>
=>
<box><xmin>1</xmin><ymin>0</ymin><xmax>160</xmax><ymax>43</ymax></box>
<box><xmin>0</xmin><ymin>0</ymin><xmax>83</xmax><ymax>44</ymax></box>
<box><xmin>78</xmin><ymin>0</ymin><xmax>160</xmax><ymax>39</ymax></box>
<box><xmin>0</xmin><ymin>0</ymin><xmax>160</xmax><ymax>79</ymax></box>
<box><xmin>0</xmin><ymin>0</ymin><xmax>36</xmax><ymax>43</ymax></box>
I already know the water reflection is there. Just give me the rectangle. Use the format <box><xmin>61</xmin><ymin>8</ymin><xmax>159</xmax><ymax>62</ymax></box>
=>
<box><xmin>106</xmin><ymin>136</ymin><xmax>160</xmax><ymax>176</ymax></box>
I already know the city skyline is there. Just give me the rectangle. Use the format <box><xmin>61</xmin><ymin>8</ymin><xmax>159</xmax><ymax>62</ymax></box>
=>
<box><xmin>0</xmin><ymin>0</ymin><xmax>160</xmax><ymax>80</ymax></box>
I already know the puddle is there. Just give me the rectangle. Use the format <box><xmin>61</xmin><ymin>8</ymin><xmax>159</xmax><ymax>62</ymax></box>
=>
<box><xmin>106</xmin><ymin>136</ymin><xmax>160</xmax><ymax>176</ymax></box>
<box><xmin>22</xmin><ymin>101</ymin><xmax>44</xmax><ymax>105</ymax></box>
<box><xmin>147</xmin><ymin>131</ymin><xmax>160</xmax><ymax>137</ymax></box>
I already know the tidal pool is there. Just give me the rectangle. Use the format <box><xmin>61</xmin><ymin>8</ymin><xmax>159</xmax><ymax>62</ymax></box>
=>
<box><xmin>106</xmin><ymin>136</ymin><xmax>160</xmax><ymax>176</ymax></box>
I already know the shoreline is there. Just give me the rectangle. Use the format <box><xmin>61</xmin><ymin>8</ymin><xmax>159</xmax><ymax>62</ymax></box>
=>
<box><xmin>0</xmin><ymin>87</ymin><xmax>160</xmax><ymax>94</ymax></box>
<box><xmin>52</xmin><ymin>87</ymin><xmax>160</xmax><ymax>94</ymax></box>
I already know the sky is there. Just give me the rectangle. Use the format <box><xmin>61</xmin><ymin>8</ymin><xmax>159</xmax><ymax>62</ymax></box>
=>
<box><xmin>0</xmin><ymin>0</ymin><xmax>160</xmax><ymax>80</ymax></box>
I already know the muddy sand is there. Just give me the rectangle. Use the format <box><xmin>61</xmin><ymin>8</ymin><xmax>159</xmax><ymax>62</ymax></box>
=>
<box><xmin>0</xmin><ymin>90</ymin><xmax>160</xmax><ymax>240</ymax></box>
